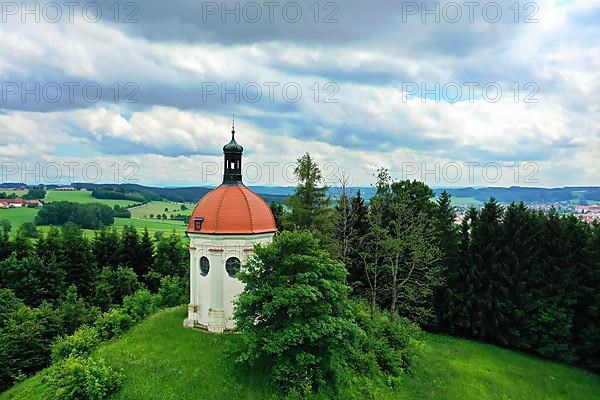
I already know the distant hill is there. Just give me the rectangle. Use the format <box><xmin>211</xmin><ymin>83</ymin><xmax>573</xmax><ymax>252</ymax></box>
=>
<box><xmin>4</xmin><ymin>183</ymin><xmax>600</xmax><ymax>205</ymax></box>
<box><xmin>252</xmin><ymin>185</ymin><xmax>600</xmax><ymax>205</ymax></box>
<box><xmin>435</xmin><ymin>186</ymin><xmax>600</xmax><ymax>204</ymax></box>
<box><xmin>2</xmin><ymin>307</ymin><xmax>598</xmax><ymax>400</ymax></box>
<box><xmin>68</xmin><ymin>183</ymin><xmax>287</xmax><ymax>204</ymax></box>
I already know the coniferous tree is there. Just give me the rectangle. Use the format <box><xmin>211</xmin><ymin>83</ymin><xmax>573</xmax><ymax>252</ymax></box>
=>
<box><xmin>469</xmin><ymin>198</ymin><xmax>505</xmax><ymax>343</ymax></box>
<box><xmin>498</xmin><ymin>202</ymin><xmax>540</xmax><ymax>348</ymax></box>
<box><xmin>120</xmin><ymin>225</ymin><xmax>141</xmax><ymax>271</ymax></box>
<box><xmin>138</xmin><ymin>228</ymin><xmax>155</xmax><ymax>279</ymax></box>
<box><xmin>433</xmin><ymin>191</ymin><xmax>459</xmax><ymax>331</ymax></box>
<box><xmin>12</xmin><ymin>228</ymin><xmax>33</xmax><ymax>259</ymax></box>
<box><xmin>345</xmin><ymin>190</ymin><xmax>369</xmax><ymax>293</ymax></box>
<box><xmin>269</xmin><ymin>202</ymin><xmax>284</xmax><ymax>231</ymax></box>
<box><xmin>0</xmin><ymin>220</ymin><xmax>12</xmax><ymax>260</ymax></box>
<box><xmin>444</xmin><ymin>206</ymin><xmax>478</xmax><ymax>336</ymax></box>
<box><xmin>283</xmin><ymin>153</ymin><xmax>334</xmax><ymax>250</ymax></box>
<box><xmin>93</xmin><ymin>227</ymin><xmax>122</xmax><ymax>269</ymax></box>
<box><xmin>37</xmin><ymin>226</ymin><xmax>62</xmax><ymax>265</ymax></box>
<box><xmin>0</xmin><ymin>289</ymin><xmax>24</xmax><ymax>327</ymax></box>
<box><xmin>335</xmin><ymin>179</ymin><xmax>353</xmax><ymax>268</ymax></box>
<box><xmin>59</xmin><ymin>223</ymin><xmax>97</xmax><ymax>297</ymax></box>
<box><xmin>575</xmin><ymin>222</ymin><xmax>600</xmax><ymax>371</ymax></box>
<box><xmin>0</xmin><ymin>254</ymin><xmax>65</xmax><ymax>307</ymax></box>
<box><xmin>529</xmin><ymin>212</ymin><xmax>586</xmax><ymax>363</ymax></box>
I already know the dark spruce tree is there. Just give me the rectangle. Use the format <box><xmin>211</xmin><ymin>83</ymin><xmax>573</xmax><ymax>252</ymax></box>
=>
<box><xmin>469</xmin><ymin>198</ymin><xmax>505</xmax><ymax>343</ymax></box>
<box><xmin>283</xmin><ymin>153</ymin><xmax>335</xmax><ymax>252</ymax></box>
<box><xmin>498</xmin><ymin>202</ymin><xmax>540</xmax><ymax>348</ymax></box>
<box><xmin>93</xmin><ymin>227</ymin><xmax>122</xmax><ymax>269</ymax></box>
<box><xmin>433</xmin><ymin>191</ymin><xmax>459</xmax><ymax>332</ymax></box>
<box><xmin>0</xmin><ymin>253</ymin><xmax>65</xmax><ymax>307</ymax></box>
<box><xmin>529</xmin><ymin>211</ymin><xmax>586</xmax><ymax>363</ymax></box>
<box><xmin>59</xmin><ymin>223</ymin><xmax>97</xmax><ymax>298</ymax></box>
<box><xmin>120</xmin><ymin>225</ymin><xmax>141</xmax><ymax>272</ymax></box>
<box><xmin>445</xmin><ymin>206</ymin><xmax>478</xmax><ymax>337</ymax></box>
<box><xmin>574</xmin><ymin>222</ymin><xmax>600</xmax><ymax>371</ymax></box>
<box><xmin>345</xmin><ymin>190</ymin><xmax>370</xmax><ymax>294</ymax></box>
<box><xmin>138</xmin><ymin>228</ymin><xmax>156</xmax><ymax>280</ymax></box>
<box><xmin>12</xmin><ymin>227</ymin><xmax>33</xmax><ymax>259</ymax></box>
<box><xmin>0</xmin><ymin>221</ymin><xmax>13</xmax><ymax>260</ymax></box>
<box><xmin>36</xmin><ymin>226</ymin><xmax>62</xmax><ymax>265</ymax></box>
<box><xmin>269</xmin><ymin>201</ymin><xmax>284</xmax><ymax>232</ymax></box>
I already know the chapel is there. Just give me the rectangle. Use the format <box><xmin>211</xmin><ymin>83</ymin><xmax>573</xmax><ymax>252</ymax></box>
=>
<box><xmin>184</xmin><ymin>122</ymin><xmax>277</xmax><ymax>332</ymax></box>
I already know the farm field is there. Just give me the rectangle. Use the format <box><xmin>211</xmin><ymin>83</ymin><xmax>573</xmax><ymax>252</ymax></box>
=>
<box><xmin>130</xmin><ymin>201</ymin><xmax>195</xmax><ymax>219</ymax></box>
<box><xmin>0</xmin><ymin>195</ymin><xmax>188</xmax><ymax>238</ymax></box>
<box><xmin>114</xmin><ymin>217</ymin><xmax>187</xmax><ymax>235</ymax></box>
<box><xmin>0</xmin><ymin>207</ymin><xmax>39</xmax><ymax>234</ymax></box>
<box><xmin>45</xmin><ymin>190</ymin><xmax>137</xmax><ymax>207</ymax></box>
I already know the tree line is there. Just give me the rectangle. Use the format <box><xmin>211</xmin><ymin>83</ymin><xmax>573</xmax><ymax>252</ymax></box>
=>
<box><xmin>274</xmin><ymin>153</ymin><xmax>599</xmax><ymax>373</ymax></box>
<box><xmin>0</xmin><ymin>223</ymin><xmax>188</xmax><ymax>390</ymax></box>
<box><xmin>35</xmin><ymin>201</ymin><xmax>133</xmax><ymax>230</ymax></box>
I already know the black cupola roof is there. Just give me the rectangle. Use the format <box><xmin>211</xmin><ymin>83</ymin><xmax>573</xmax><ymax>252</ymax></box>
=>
<box><xmin>222</xmin><ymin>117</ymin><xmax>243</xmax><ymax>185</ymax></box>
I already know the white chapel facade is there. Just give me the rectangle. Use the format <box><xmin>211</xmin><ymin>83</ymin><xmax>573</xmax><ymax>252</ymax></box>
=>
<box><xmin>184</xmin><ymin>123</ymin><xmax>277</xmax><ymax>332</ymax></box>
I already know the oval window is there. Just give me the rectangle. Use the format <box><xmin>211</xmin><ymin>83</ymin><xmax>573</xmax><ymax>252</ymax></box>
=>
<box><xmin>199</xmin><ymin>256</ymin><xmax>210</xmax><ymax>276</ymax></box>
<box><xmin>225</xmin><ymin>257</ymin><xmax>241</xmax><ymax>278</ymax></box>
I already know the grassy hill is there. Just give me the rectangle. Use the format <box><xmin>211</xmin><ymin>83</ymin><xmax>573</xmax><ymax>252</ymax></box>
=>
<box><xmin>2</xmin><ymin>307</ymin><xmax>599</xmax><ymax>400</ymax></box>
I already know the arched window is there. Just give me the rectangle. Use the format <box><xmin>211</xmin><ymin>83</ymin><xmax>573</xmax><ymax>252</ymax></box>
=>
<box><xmin>225</xmin><ymin>257</ymin><xmax>241</xmax><ymax>278</ymax></box>
<box><xmin>199</xmin><ymin>256</ymin><xmax>210</xmax><ymax>276</ymax></box>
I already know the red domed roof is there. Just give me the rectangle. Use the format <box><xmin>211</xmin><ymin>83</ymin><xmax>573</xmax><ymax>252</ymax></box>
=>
<box><xmin>187</xmin><ymin>185</ymin><xmax>277</xmax><ymax>235</ymax></box>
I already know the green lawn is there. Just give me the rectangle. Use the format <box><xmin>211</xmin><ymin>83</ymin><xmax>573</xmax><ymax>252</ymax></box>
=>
<box><xmin>45</xmin><ymin>191</ymin><xmax>136</xmax><ymax>208</ymax></box>
<box><xmin>2</xmin><ymin>308</ymin><xmax>598</xmax><ymax>400</ymax></box>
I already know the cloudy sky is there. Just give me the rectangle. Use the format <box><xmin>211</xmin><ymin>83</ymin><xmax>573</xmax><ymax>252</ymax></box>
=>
<box><xmin>0</xmin><ymin>0</ymin><xmax>599</xmax><ymax>187</ymax></box>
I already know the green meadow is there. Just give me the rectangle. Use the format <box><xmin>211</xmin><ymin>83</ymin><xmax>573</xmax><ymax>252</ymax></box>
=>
<box><xmin>2</xmin><ymin>307</ymin><xmax>598</xmax><ymax>400</ymax></box>
<box><xmin>0</xmin><ymin>208</ymin><xmax>39</xmax><ymax>232</ymax></box>
<box><xmin>45</xmin><ymin>190</ymin><xmax>136</xmax><ymax>207</ymax></box>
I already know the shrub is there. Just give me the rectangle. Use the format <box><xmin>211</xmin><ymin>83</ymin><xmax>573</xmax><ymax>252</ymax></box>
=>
<box><xmin>52</xmin><ymin>326</ymin><xmax>101</xmax><ymax>363</ymax></box>
<box><xmin>353</xmin><ymin>303</ymin><xmax>419</xmax><ymax>380</ymax></box>
<box><xmin>334</xmin><ymin>300</ymin><xmax>420</xmax><ymax>390</ymax></box>
<box><xmin>122</xmin><ymin>289</ymin><xmax>158</xmax><ymax>322</ymax></box>
<box><xmin>157</xmin><ymin>276</ymin><xmax>187</xmax><ymax>307</ymax></box>
<box><xmin>44</xmin><ymin>356</ymin><xmax>123</xmax><ymax>400</ymax></box>
<box><xmin>93</xmin><ymin>309</ymin><xmax>132</xmax><ymax>341</ymax></box>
